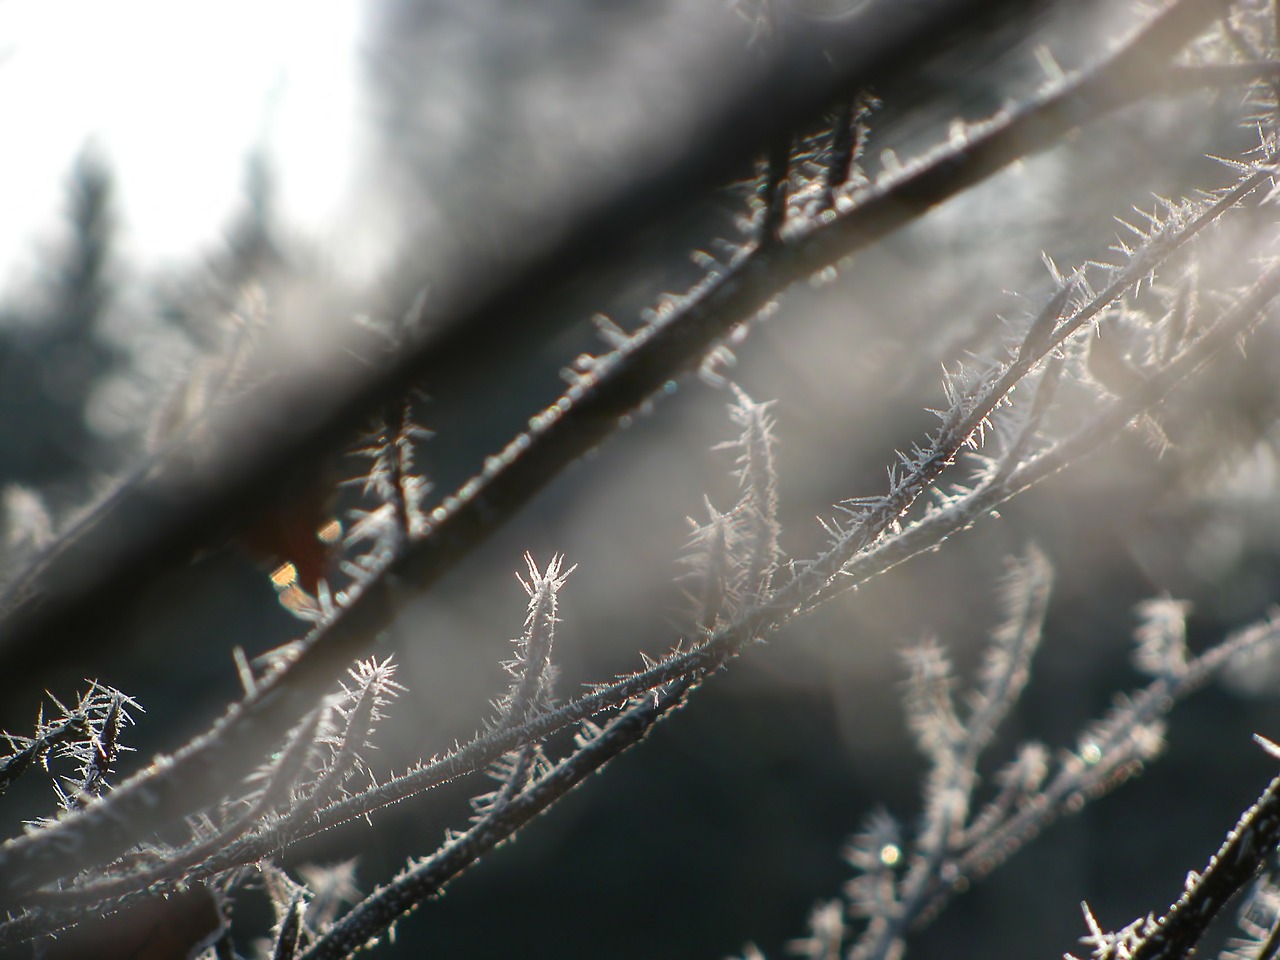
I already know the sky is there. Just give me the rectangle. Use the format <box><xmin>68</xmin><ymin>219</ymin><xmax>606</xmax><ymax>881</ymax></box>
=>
<box><xmin>0</xmin><ymin>0</ymin><xmax>365</xmax><ymax>291</ymax></box>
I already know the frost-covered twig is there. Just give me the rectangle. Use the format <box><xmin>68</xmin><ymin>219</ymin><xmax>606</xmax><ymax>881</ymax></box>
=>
<box><xmin>848</xmin><ymin>547</ymin><xmax>1053</xmax><ymax>960</ymax></box>
<box><xmin>6</xmin><ymin>684</ymin><xmax>143</xmax><ymax>815</ymax></box>
<box><xmin>146</xmin><ymin>240</ymin><xmax>1280</xmax><ymax>892</ymax></box>
<box><xmin>923</xmin><ymin>610</ymin><xmax>1280</xmax><ymax>928</ymax></box>
<box><xmin>478</xmin><ymin>554</ymin><xmax>572</xmax><ymax>811</ymax></box>
<box><xmin>295</xmin><ymin>675</ymin><xmax>694</xmax><ymax>960</ymax></box>
<box><xmin>20</xmin><ymin>706</ymin><xmax>327</xmax><ymax>911</ymax></box>
<box><xmin>0</xmin><ymin>2</ymin><xmax>1230</xmax><ymax>903</ymax></box>
<box><xmin>685</xmin><ymin>386</ymin><xmax>783</xmax><ymax>625</ymax></box>
<box><xmin>0</xmin><ymin>659</ymin><xmax>402</xmax><ymax>947</ymax></box>
<box><xmin>778</xmin><ymin>586</ymin><xmax>1280</xmax><ymax>960</ymax></box>
<box><xmin>1069</xmin><ymin>753</ymin><xmax>1280</xmax><ymax>960</ymax></box>
<box><xmin>0</xmin><ymin>0</ymin><xmax>1080</xmax><ymax>681</ymax></box>
<box><xmin>60</xmin><ymin>202</ymin><xmax>1278</xmax><ymax>936</ymax></box>
<box><xmin>790</xmin><ymin>240</ymin><xmax>1280</xmax><ymax>622</ymax></box>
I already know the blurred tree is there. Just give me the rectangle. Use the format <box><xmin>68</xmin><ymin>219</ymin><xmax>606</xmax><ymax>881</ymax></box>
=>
<box><xmin>0</xmin><ymin>147</ymin><xmax>122</xmax><ymax>482</ymax></box>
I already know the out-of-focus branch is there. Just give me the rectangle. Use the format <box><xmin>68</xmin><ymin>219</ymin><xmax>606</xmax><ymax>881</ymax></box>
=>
<box><xmin>296</xmin><ymin>675</ymin><xmax>694</xmax><ymax>960</ymax></box>
<box><xmin>0</xmin><ymin>0</ymin><xmax>1233</xmax><ymax>904</ymax></box>
<box><xmin>0</xmin><ymin>0</ymin><xmax>1096</xmax><ymax>682</ymax></box>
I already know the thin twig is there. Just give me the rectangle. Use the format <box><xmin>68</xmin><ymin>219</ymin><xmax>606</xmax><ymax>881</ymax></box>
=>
<box><xmin>0</xmin><ymin>0</ymin><xmax>1075</xmax><ymax>684</ymax></box>
<box><xmin>1129</xmin><ymin>771</ymin><xmax>1280</xmax><ymax>960</ymax></box>
<box><xmin>0</xmin><ymin>0</ymin><xmax>1234</xmax><ymax>905</ymax></box>
<box><xmin>296</xmin><ymin>676</ymin><xmax>695</xmax><ymax>960</ymax></box>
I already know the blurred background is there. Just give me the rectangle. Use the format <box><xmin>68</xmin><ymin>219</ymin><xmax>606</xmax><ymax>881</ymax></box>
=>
<box><xmin>3</xmin><ymin>1</ymin><xmax>1280</xmax><ymax>957</ymax></box>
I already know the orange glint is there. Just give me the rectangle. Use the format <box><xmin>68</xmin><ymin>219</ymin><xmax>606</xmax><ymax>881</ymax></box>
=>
<box><xmin>236</xmin><ymin>478</ymin><xmax>340</xmax><ymax>595</ymax></box>
<box><xmin>270</xmin><ymin>562</ymin><xmax>299</xmax><ymax>589</ymax></box>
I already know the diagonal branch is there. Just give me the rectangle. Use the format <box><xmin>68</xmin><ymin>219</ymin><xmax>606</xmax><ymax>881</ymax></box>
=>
<box><xmin>0</xmin><ymin>0</ymin><xmax>1082</xmax><ymax>685</ymax></box>
<box><xmin>0</xmin><ymin>0</ymin><xmax>1234</xmax><ymax>905</ymax></box>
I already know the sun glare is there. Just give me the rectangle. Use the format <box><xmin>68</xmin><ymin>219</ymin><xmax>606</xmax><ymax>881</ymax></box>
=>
<box><xmin>0</xmin><ymin>0</ymin><xmax>362</xmax><ymax>285</ymax></box>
